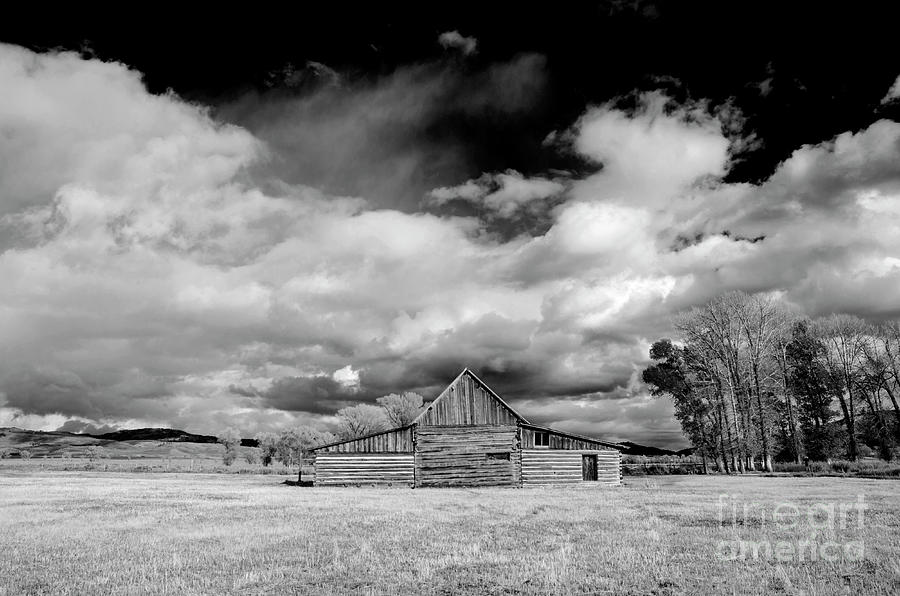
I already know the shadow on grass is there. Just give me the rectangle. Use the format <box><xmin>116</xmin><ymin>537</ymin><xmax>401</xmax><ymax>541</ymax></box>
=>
<box><xmin>282</xmin><ymin>479</ymin><xmax>314</xmax><ymax>487</ymax></box>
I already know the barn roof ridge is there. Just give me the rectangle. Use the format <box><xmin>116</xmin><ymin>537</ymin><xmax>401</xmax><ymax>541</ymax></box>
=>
<box><xmin>412</xmin><ymin>367</ymin><xmax>529</xmax><ymax>425</ymax></box>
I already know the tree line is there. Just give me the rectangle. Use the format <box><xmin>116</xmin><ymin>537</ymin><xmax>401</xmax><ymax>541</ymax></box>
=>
<box><xmin>642</xmin><ymin>291</ymin><xmax>900</xmax><ymax>473</ymax></box>
<box><xmin>218</xmin><ymin>391</ymin><xmax>425</xmax><ymax>480</ymax></box>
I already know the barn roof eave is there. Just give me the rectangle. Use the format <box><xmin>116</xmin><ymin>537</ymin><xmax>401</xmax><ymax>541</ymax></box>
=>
<box><xmin>520</xmin><ymin>422</ymin><xmax>623</xmax><ymax>450</ymax></box>
<box><xmin>308</xmin><ymin>423</ymin><xmax>415</xmax><ymax>452</ymax></box>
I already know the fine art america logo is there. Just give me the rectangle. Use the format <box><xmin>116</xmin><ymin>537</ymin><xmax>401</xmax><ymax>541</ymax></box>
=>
<box><xmin>716</xmin><ymin>494</ymin><xmax>868</xmax><ymax>562</ymax></box>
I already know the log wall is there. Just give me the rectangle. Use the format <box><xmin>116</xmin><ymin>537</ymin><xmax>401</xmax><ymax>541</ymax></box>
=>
<box><xmin>313</xmin><ymin>453</ymin><xmax>415</xmax><ymax>486</ymax></box>
<box><xmin>521</xmin><ymin>450</ymin><xmax>621</xmax><ymax>485</ymax></box>
<box><xmin>417</xmin><ymin>371</ymin><xmax>520</xmax><ymax>426</ymax></box>
<box><xmin>415</xmin><ymin>425</ymin><xmax>520</xmax><ymax>487</ymax></box>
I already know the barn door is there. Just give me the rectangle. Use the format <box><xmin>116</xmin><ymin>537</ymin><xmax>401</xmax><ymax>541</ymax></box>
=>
<box><xmin>582</xmin><ymin>454</ymin><xmax>598</xmax><ymax>481</ymax></box>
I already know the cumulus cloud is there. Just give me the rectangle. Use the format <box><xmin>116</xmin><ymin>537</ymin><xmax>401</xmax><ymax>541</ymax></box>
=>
<box><xmin>881</xmin><ymin>74</ymin><xmax>900</xmax><ymax>104</ymax></box>
<box><xmin>2</xmin><ymin>44</ymin><xmax>899</xmax><ymax>447</ymax></box>
<box><xmin>428</xmin><ymin>170</ymin><xmax>566</xmax><ymax>217</ymax></box>
<box><xmin>566</xmin><ymin>91</ymin><xmax>731</xmax><ymax>207</ymax></box>
<box><xmin>438</xmin><ymin>31</ymin><xmax>478</xmax><ymax>56</ymax></box>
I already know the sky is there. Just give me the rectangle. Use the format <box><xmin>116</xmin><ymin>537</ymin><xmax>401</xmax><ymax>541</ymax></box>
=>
<box><xmin>1</xmin><ymin>3</ymin><xmax>899</xmax><ymax>447</ymax></box>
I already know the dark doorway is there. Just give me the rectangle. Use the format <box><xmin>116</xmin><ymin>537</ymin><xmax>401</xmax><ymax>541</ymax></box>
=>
<box><xmin>582</xmin><ymin>454</ymin><xmax>598</xmax><ymax>481</ymax></box>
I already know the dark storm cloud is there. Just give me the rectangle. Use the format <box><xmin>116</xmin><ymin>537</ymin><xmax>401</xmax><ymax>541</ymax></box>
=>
<box><xmin>254</xmin><ymin>375</ymin><xmax>370</xmax><ymax>414</ymax></box>
<box><xmin>3</xmin><ymin>368</ymin><xmax>97</xmax><ymax>419</ymax></box>
<box><xmin>218</xmin><ymin>53</ymin><xmax>548</xmax><ymax>211</ymax></box>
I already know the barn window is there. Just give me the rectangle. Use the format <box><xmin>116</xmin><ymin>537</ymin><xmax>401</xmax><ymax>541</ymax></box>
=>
<box><xmin>486</xmin><ymin>452</ymin><xmax>510</xmax><ymax>460</ymax></box>
<box><xmin>534</xmin><ymin>432</ymin><xmax>550</xmax><ymax>447</ymax></box>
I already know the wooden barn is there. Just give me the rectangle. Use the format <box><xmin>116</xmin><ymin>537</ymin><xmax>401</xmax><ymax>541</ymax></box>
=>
<box><xmin>311</xmin><ymin>368</ymin><xmax>622</xmax><ymax>487</ymax></box>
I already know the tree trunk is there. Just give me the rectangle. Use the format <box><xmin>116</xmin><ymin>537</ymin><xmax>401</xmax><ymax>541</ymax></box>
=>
<box><xmin>753</xmin><ymin>375</ymin><xmax>773</xmax><ymax>472</ymax></box>
<box><xmin>716</xmin><ymin>404</ymin><xmax>731</xmax><ymax>474</ymax></box>
<box><xmin>779</xmin><ymin>345</ymin><xmax>802</xmax><ymax>463</ymax></box>
<box><xmin>864</xmin><ymin>388</ymin><xmax>892</xmax><ymax>461</ymax></box>
<box><xmin>835</xmin><ymin>388</ymin><xmax>857</xmax><ymax>461</ymax></box>
<box><xmin>725</xmin><ymin>369</ymin><xmax>746</xmax><ymax>473</ymax></box>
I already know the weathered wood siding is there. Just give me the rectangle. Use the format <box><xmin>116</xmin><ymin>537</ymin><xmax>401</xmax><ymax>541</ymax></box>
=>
<box><xmin>521</xmin><ymin>427</ymin><xmax>617</xmax><ymax>451</ymax></box>
<box><xmin>314</xmin><ymin>453</ymin><xmax>415</xmax><ymax>486</ymax></box>
<box><xmin>521</xmin><ymin>450</ymin><xmax>621</xmax><ymax>485</ymax></box>
<box><xmin>415</xmin><ymin>425</ymin><xmax>520</xmax><ymax>487</ymax></box>
<box><xmin>417</xmin><ymin>371</ymin><xmax>520</xmax><ymax>426</ymax></box>
<box><xmin>315</xmin><ymin>426</ymin><xmax>414</xmax><ymax>453</ymax></box>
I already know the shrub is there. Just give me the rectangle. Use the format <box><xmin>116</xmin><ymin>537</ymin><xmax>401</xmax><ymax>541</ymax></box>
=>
<box><xmin>218</xmin><ymin>428</ymin><xmax>242</xmax><ymax>467</ymax></box>
<box><xmin>773</xmin><ymin>459</ymin><xmax>900</xmax><ymax>477</ymax></box>
<box><xmin>774</xmin><ymin>462</ymin><xmax>806</xmax><ymax>473</ymax></box>
<box><xmin>85</xmin><ymin>446</ymin><xmax>109</xmax><ymax>462</ymax></box>
<box><xmin>856</xmin><ymin>444</ymin><xmax>874</xmax><ymax>459</ymax></box>
<box><xmin>254</xmin><ymin>432</ymin><xmax>278</xmax><ymax>466</ymax></box>
<box><xmin>830</xmin><ymin>460</ymin><xmax>852</xmax><ymax>473</ymax></box>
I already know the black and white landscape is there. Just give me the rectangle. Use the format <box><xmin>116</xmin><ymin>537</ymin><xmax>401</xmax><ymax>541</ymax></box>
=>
<box><xmin>1</xmin><ymin>4</ymin><xmax>900</xmax><ymax>594</ymax></box>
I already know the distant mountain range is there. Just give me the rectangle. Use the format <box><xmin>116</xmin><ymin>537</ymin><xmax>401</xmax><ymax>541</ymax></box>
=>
<box><xmin>90</xmin><ymin>427</ymin><xmax>259</xmax><ymax>447</ymax></box>
<box><xmin>92</xmin><ymin>427</ymin><xmax>219</xmax><ymax>443</ymax></box>
<box><xmin>617</xmin><ymin>441</ymin><xmax>694</xmax><ymax>457</ymax></box>
<box><xmin>0</xmin><ymin>426</ymin><xmax>258</xmax><ymax>455</ymax></box>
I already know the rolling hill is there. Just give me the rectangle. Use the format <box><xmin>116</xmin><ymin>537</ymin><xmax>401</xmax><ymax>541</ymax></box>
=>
<box><xmin>0</xmin><ymin>427</ymin><xmax>240</xmax><ymax>460</ymax></box>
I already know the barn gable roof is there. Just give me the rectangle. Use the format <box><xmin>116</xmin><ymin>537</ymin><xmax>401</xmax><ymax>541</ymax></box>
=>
<box><xmin>413</xmin><ymin>368</ymin><xmax>529</xmax><ymax>425</ymax></box>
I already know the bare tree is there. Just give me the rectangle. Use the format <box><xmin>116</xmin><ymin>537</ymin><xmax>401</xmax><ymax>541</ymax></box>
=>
<box><xmin>376</xmin><ymin>392</ymin><xmax>425</xmax><ymax>427</ymax></box>
<box><xmin>276</xmin><ymin>427</ymin><xmax>335</xmax><ymax>482</ymax></box>
<box><xmin>735</xmin><ymin>293</ymin><xmax>783</xmax><ymax>471</ymax></box>
<box><xmin>874</xmin><ymin>322</ymin><xmax>900</xmax><ymax>442</ymax></box>
<box><xmin>814</xmin><ymin>314</ymin><xmax>869</xmax><ymax>461</ymax></box>
<box><xmin>336</xmin><ymin>404</ymin><xmax>389</xmax><ymax>439</ymax></box>
<box><xmin>676</xmin><ymin>294</ymin><xmax>752</xmax><ymax>471</ymax></box>
<box><xmin>774</xmin><ymin>322</ymin><xmax>802</xmax><ymax>463</ymax></box>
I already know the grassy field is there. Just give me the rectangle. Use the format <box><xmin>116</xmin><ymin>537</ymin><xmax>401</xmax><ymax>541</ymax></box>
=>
<box><xmin>1</xmin><ymin>472</ymin><xmax>898</xmax><ymax>595</ymax></box>
<box><xmin>0</xmin><ymin>456</ymin><xmax>309</xmax><ymax>477</ymax></box>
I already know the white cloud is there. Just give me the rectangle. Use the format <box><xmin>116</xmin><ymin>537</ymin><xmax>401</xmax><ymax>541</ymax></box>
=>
<box><xmin>438</xmin><ymin>31</ymin><xmax>478</xmax><ymax>56</ymax></box>
<box><xmin>427</xmin><ymin>170</ymin><xmax>565</xmax><ymax>216</ymax></box>
<box><xmin>881</xmin><ymin>74</ymin><xmax>900</xmax><ymax>104</ymax></box>
<box><xmin>569</xmin><ymin>91</ymin><xmax>731</xmax><ymax>207</ymax></box>
<box><xmin>2</xmin><ymin>44</ymin><xmax>900</xmax><ymax>447</ymax></box>
<box><xmin>332</xmin><ymin>365</ymin><xmax>360</xmax><ymax>389</ymax></box>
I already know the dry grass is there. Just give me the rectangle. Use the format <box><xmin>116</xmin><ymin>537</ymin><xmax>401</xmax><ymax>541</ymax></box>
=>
<box><xmin>1</xmin><ymin>472</ymin><xmax>898</xmax><ymax>595</ymax></box>
<box><xmin>0</xmin><ymin>457</ymin><xmax>309</xmax><ymax>476</ymax></box>
<box><xmin>773</xmin><ymin>459</ymin><xmax>900</xmax><ymax>478</ymax></box>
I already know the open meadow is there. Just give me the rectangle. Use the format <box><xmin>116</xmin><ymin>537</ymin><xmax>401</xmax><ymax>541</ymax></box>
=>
<box><xmin>1</xmin><ymin>471</ymin><xmax>898</xmax><ymax>595</ymax></box>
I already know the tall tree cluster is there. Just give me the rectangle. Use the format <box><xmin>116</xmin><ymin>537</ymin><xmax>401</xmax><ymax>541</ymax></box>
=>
<box><xmin>643</xmin><ymin>292</ymin><xmax>900</xmax><ymax>471</ymax></box>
